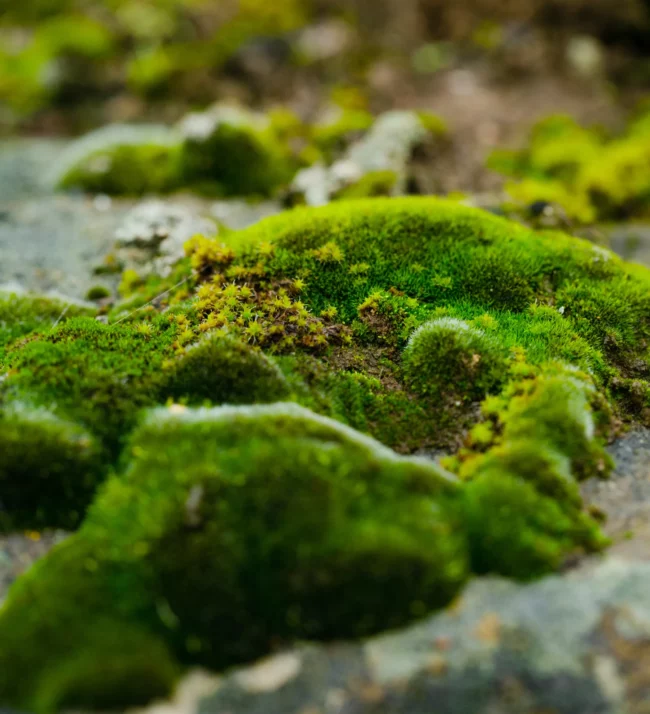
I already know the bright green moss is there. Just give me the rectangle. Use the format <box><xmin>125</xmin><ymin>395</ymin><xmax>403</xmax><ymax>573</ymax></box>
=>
<box><xmin>401</xmin><ymin>318</ymin><xmax>508</xmax><ymax>401</ymax></box>
<box><xmin>1</xmin><ymin>316</ymin><xmax>182</xmax><ymax>450</ymax></box>
<box><xmin>0</xmin><ymin>291</ymin><xmax>92</xmax><ymax>358</ymax></box>
<box><xmin>0</xmin><ymin>406</ymin><xmax>103</xmax><ymax>531</ymax></box>
<box><xmin>163</xmin><ymin>335</ymin><xmax>291</xmax><ymax>405</ymax></box>
<box><xmin>0</xmin><ymin>404</ymin><xmax>465</xmax><ymax>711</ymax></box>
<box><xmin>334</xmin><ymin>170</ymin><xmax>398</xmax><ymax>200</ymax></box>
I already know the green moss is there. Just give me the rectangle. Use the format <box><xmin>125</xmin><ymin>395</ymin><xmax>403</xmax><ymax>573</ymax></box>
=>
<box><xmin>489</xmin><ymin>112</ymin><xmax>650</xmax><ymax>222</ymax></box>
<box><xmin>179</xmin><ymin>121</ymin><xmax>295</xmax><ymax>198</ymax></box>
<box><xmin>85</xmin><ymin>285</ymin><xmax>111</xmax><ymax>302</ymax></box>
<box><xmin>58</xmin><ymin>142</ymin><xmax>182</xmax><ymax>196</ymax></box>
<box><xmin>0</xmin><ymin>404</ymin><xmax>465</xmax><ymax>711</ymax></box>
<box><xmin>312</xmin><ymin>109</ymin><xmax>374</xmax><ymax>159</ymax></box>
<box><xmin>0</xmin><ymin>406</ymin><xmax>103</xmax><ymax>531</ymax></box>
<box><xmin>1</xmin><ymin>315</ymin><xmax>182</xmax><ymax>450</ymax></box>
<box><xmin>163</xmin><ymin>335</ymin><xmax>291</xmax><ymax>405</ymax></box>
<box><xmin>334</xmin><ymin>170</ymin><xmax>398</xmax><ymax>200</ymax></box>
<box><xmin>462</xmin><ymin>471</ymin><xmax>605</xmax><ymax>579</ymax></box>
<box><xmin>56</xmin><ymin>110</ymin><xmax>297</xmax><ymax>198</ymax></box>
<box><xmin>0</xmin><ymin>291</ymin><xmax>93</xmax><ymax>360</ymax></box>
<box><xmin>402</xmin><ymin>318</ymin><xmax>508</xmax><ymax>401</ymax></box>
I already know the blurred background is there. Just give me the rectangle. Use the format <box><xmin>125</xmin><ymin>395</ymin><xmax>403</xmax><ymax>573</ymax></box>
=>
<box><xmin>2</xmin><ymin>0</ymin><xmax>650</xmax><ymax>296</ymax></box>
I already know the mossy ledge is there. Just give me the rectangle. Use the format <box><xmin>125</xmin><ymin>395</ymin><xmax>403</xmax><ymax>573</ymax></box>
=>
<box><xmin>2</xmin><ymin>196</ymin><xmax>650</xmax><ymax>710</ymax></box>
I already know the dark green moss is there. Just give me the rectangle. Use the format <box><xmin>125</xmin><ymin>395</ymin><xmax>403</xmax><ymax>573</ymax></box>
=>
<box><xmin>179</xmin><ymin>122</ymin><xmax>296</xmax><ymax>198</ymax></box>
<box><xmin>84</xmin><ymin>285</ymin><xmax>112</xmax><ymax>302</ymax></box>
<box><xmin>0</xmin><ymin>404</ymin><xmax>465</xmax><ymax>711</ymax></box>
<box><xmin>0</xmin><ymin>406</ymin><xmax>103</xmax><ymax>531</ymax></box>
<box><xmin>163</xmin><ymin>335</ymin><xmax>291</xmax><ymax>405</ymax></box>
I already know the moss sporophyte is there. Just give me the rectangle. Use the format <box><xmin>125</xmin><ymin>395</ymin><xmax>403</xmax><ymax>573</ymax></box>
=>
<box><xmin>2</xmin><ymin>196</ymin><xmax>650</xmax><ymax>710</ymax></box>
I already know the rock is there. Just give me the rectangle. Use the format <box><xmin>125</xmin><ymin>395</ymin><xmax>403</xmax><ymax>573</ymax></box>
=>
<box><xmin>0</xmin><ymin>531</ymin><xmax>68</xmax><ymax>604</ymax></box>
<box><xmin>198</xmin><ymin>557</ymin><xmax>650</xmax><ymax>714</ymax></box>
<box><xmin>291</xmin><ymin>111</ymin><xmax>433</xmax><ymax>206</ymax></box>
<box><xmin>115</xmin><ymin>200</ymin><xmax>218</xmax><ymax>278</ymax></box>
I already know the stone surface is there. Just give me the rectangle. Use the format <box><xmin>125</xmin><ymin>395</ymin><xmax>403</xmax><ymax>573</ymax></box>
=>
<box><xmin>0</xmin><ymin>531</ymin><xmax>68</xmax><ymax>604</ymax></box>
<box><xmin>291</xmin><ymin>111</ymin><xmax>429</xmax><ymax>206</ymax></box>
<box><xmin>196</xmin><ymin>558</ymin><xmax>650</xmax><ymax>714</ymax></box>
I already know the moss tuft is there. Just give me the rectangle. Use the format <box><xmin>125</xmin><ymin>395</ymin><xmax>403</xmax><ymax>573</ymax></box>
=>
<box><xmin>163</xmin><ymin>335</ymin><xmax>290</xmax><ymax>405</ymax></box>
<box><xmin>402</xmin><ymin>318</ymin><xmax>508</xmax><ymax>401</ymax></box>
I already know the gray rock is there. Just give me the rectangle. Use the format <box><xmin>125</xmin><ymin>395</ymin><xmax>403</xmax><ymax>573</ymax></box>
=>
<box><xmin>291</xmin><ymin>111</ymin><xmax>430</xmax><ymax>206</ymax></box>
<box><xmin>198</xmin><ymin>558</ymin><xmax>650</xmax><ymax>714</ymax></box>
<box><xmin>115</xmin><ymin>199</ymin><xmax>218</xmax><ymax>278</ymax></box>
<box><xmin>0</xmin><ymin>531</ymin><xmax>68</xmax><ymax>605</ymax></box>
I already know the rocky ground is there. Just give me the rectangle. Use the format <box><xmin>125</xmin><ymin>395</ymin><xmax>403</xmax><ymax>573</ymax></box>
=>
<box><xmin>3</xmin><ymin>118</ymin><xmax>650</xmax><ymax>714</ymax></box>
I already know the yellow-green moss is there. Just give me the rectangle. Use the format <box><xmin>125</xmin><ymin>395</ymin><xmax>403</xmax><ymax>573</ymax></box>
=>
<box><xmin>489</xmin><ymin>112</ymin><xmax>650</xmax><ymax>222</ymax></box>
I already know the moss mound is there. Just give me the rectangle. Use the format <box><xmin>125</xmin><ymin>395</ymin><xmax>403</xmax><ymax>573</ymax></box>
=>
<box><xmin>3</xmin><ymin>196</ymin><xmax>650</xmax><ymax>709</ymax></box>
<box><xmin>402</xmin><ymin>318</ymin><xmax>508</xmax><ymax>401</ymax></box>
<box><xmin>0</xmin><ymin>291</ymin><xmax>93</xmax><ymax>359</ymax></box>
<box><xmin>55</xmin><ymin>110</ymin><xmax>297</xmax><ymax>198</ymax></box>
<box><xmin>0</xmin><ymin>404</ymin><xmax>465</xmax><ymax>712</ymax></box>
<box><xmin>0</xmin><ymin>406</ymin><xmax>103</xmax><ymax>531</ymax></box>
<box><xmin>164</xmin><ymin>335</ymin><xmax>290</xmax><ymax>405</ymax></box>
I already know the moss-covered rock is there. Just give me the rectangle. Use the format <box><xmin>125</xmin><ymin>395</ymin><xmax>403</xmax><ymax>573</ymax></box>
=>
<box><xmin>0</xmin><ymin>405</ymin><xmax>103</xmax><ymax>531</ymax></box>
<box><xmin>52</xmin><ymin>124</ymin><xmax>182</xmax><ymax>196</ymax></box>
<box><xmin>54</xmin><ymin>106</ymin><xmax>297</xmax><ymax>198</ymax></box>
<box><xmin>178</xmin><ymin>107</ymin><xmax>296</xmax><ymax>198</ymax></box>
<box><xmin>462</xmin><ymin>471</ymin><xmax>604</xmax><ymax>579</ymax></box>
<box><xmin>0</xmin><ymin>403</ymin><xmax>465</xmax><ymax>712</ymax></box>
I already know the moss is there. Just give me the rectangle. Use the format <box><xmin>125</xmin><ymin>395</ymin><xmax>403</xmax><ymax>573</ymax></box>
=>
<box><xmin>85</xmin><ymin>285</ymin><xmax>111</xmax><ymax>302</ymax></box>
<box><xmin>163</xmin><ymin>335</ymin><xmax>291</xmax><ymax>405</ymax></box>
<box><xmin>179</xmin><ymin>120</ymin><xmax>296</xmax><ymax>198</ymax></box>
<box><xmin>0</xmin><ymin>537</ymin><xmax>178</xmax><ymax>713</ymax></box>
<box><xmin>4</xmin><ymin>196</ymin><xmax>646</xmax><ymax>707</ymax></box>
<box><xmin>402</xmin><ymin>318</ymin><xmax>508</xmax><ymax>401</ymax></box>
<box><xmin>58</xmin><ymin>142</ymin><xmax>183</xmax><ymax>196</ymax></box>
<box><xmin>334</xmin><ymin>170</ymin><xmax>399</xmax><ymax>200</ymax></box>
<box><xmin>0</xmin><ymin>291</ymin><xmax>93</xmax><ymax>360</ymax></box>
<box><xmin>1</xmin><ymin>316</ymin><xmax>181</xmax><ymax>451</ymax></box>
<box><xmin>0</xmin><ymin>405</ymin><xmax>103</xmax><ymax>531</ymax></box>
<box><xmin>0</xmin><ymin>404</ymin><xmax>465</xmax><ymax>711</ymax></box>
<box><xmin>489</xmin><ymin>111</ymin><xmax>650</xmax><ymax>222</ymax></box>
<box><xmin>56</xmin><ymin>110</ymin><xmax>296</xmax><ymax>198</ymax></box>
<box><xmin>462</xmin><ymin>472</ymin><xmax>605</xmax><ymax>579</ymax></box>
<box><xmin>312</xmin><ymin>109</ymin><xmax>375</xmax><ymax>159</ymax></box>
